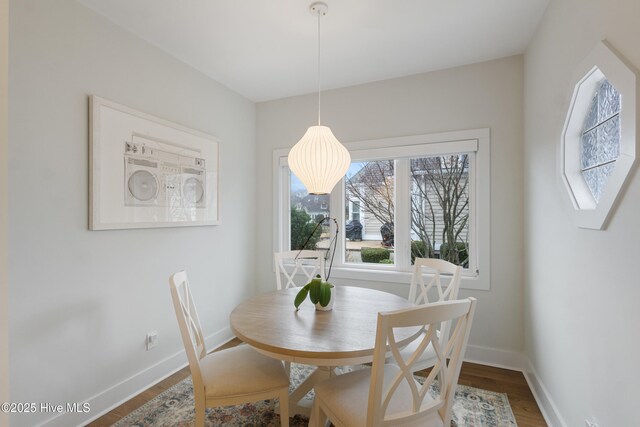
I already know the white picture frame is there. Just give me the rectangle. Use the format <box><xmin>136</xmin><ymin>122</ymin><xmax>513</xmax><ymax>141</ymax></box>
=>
<box><xmin>89</xmin><ymin>96</ymin><xmax>220</xmax><ymax>230</ymax></box>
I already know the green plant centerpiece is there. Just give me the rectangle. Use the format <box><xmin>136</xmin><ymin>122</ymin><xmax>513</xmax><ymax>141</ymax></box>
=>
<box><xmin>294</xmin><ymin>274</ymin><xmax>334</xmax><ymax>311</ymax></box>
<box><xmin>291</xmin><ymin>216</ymin><xmax>340</xmax><ymax>311</ymax></box>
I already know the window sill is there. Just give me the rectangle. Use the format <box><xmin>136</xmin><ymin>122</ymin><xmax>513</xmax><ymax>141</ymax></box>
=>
<box><xmin>328</xmin><ymin>265</ymin><xmax>489</xmax><ymax>291</ymax></box>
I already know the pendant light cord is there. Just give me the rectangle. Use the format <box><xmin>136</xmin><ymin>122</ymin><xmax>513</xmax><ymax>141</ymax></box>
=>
<box><xmin>317</xmin><ymin>10</ymin><xmax>321</xmax><ymax>126</ymax></box>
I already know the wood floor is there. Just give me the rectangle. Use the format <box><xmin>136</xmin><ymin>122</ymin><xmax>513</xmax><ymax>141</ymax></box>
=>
<box><xmin>420</xmin><ymin>362</ymin><xmax>547</xmax><ymax>427</ymax></box>
<box><xmin>88</xmin><ymin>338</ymin><xmax>547</xmax><ymax>427</ymax></box>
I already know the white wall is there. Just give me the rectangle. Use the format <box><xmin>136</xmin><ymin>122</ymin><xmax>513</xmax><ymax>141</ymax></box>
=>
<box><xmin>257</xmin><ymin>56</ymin><xmax>525</xmax><ymax>356</ymax></box>
<box><xmin>8</xmin><ymin>1</ymin><xmax>256</xmax><ymax>426</ymax></box>
<box><xmin>524</xmin><ymin>0</ymin><xmax>640</xmax><ymax>425</ymax></box>
<box><xmin>1</xmin><ymin>0</ymin><xmax>10</xmax><ymax>424</ymax></box>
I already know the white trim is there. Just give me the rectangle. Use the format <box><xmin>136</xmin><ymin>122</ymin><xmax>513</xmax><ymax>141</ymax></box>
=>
<box><xmin>38</xmin><ymin>327</ymin><xmax>235</xmax><ymax>427</ymax></box>
<box><xmin>560</xmin><ymin>40</ymin><xmax>638</xmax><ymax>229</ymax></box>
<box><xmin>345</xmin><ymin>128</ymin><xmax>487</xmax><ymax>151</ymax></box>
<box><xmin>273</xmin><ymin>150</ymin><xmax>288</xmax><ymax>256</ymax></box>
<box><xmin>464</xmin><ymin>344</ymin><xmax>525</xmax><ymax>371</ymax></box>
<box><xmin>394</xmin><ymin>159</ymin><xmax>411</xmax><ymax>268</ymax></box>
<box><xmin>326</xmin><ymin>266</ymin><xmax>487</xmax><ymax>291</ymax></box>
<box><xmin>38</xmin><ymin>333</ymin><xmax>554</xmax><ymax>427</ymax></box>
<box><xmin>462</xmin><ymin>348</ymin><xmax>568</xmax><ymax>427</ymax></box>
<box><xmin>523</xmin><ymin>358</ymin><xmax>568</xmax><ymax>427</ymax></box>
<box><xmin>274</xmin><ymin>128</ymin><xmax>491</xmax><ymax>291</ymax></box>
<box><xmin>345</xmin><ymin>138</ymin><xmax>478</xmax><ymax>160</ymax></box>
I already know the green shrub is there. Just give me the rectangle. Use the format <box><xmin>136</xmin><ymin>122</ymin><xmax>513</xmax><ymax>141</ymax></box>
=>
<box><xmin>440</xmin><ymin>242</ymin><xmax>469</xmax><ymax>267</ymax></box>
<box><xmin>290</xmin><ymin>207</ymin><xmax>321</xmax><ymax>250</ymax></box>
<box><xmin>361</xmin><ymin>247</ymin><xmax>391</xmax><ymax>263</ymax></box>
<box><xmin>379</xmin><ymin>259</ymin><xmax>394</xmax><ymax>264</ymax></box>
<box><xmin>410</xmin><ymin>240</ymin><xmax>426</xmax><ymax>264</ymax></box>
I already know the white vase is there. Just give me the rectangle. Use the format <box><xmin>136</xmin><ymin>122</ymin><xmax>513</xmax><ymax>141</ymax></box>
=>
<box><xmin>315</xmin><ymin>288</ymin><xmax>334</xmax><ymax>311</ymax></box>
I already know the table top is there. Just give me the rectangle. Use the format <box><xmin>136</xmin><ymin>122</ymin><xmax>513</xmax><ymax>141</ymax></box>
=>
<box><xmin>230</xmin><ymin>286</ymin><xmax>418</xmax><ymax>365</ymax></box>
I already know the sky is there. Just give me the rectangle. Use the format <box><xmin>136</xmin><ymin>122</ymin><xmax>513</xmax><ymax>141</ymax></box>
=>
<box><xmin>291</xmin><ymin>162</ymin><xmax>365</xmax><ymax>193</ymax></box>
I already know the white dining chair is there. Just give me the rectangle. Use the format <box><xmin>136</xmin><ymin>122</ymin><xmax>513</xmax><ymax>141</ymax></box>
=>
<box><xmin>274</xmin><ymin>250</ymin><xmax>327</xmax><ymax>379</ymax></box>
<box><xmin>274</xmin><ymin>250</ymin><xmax>326</xmax><ymax>290</ymax></box>
<box><xmin>392</xmin><ymin>258</ymin><xmax>463</xmax><ymax>373</ymax></box>
<box><xmin>311</xmin><ymin>297</ymin><xmax>477</xmax><ymax>427</ymax></box>
<box><xmin>169</xmin><ymin>271</ymin><xmax>290</xmax><ymax>427</ymax></box>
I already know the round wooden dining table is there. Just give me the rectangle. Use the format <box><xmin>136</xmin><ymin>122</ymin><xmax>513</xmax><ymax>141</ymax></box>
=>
<box><xmin>230</xmin><ymin>285</ymin><xmax>418</xmax><ymax>416</ymax></box>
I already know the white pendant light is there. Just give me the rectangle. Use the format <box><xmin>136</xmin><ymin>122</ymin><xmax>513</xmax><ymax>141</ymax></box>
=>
<box><xmin>288</xmin><ymin>2</ymin><xmax>350</xmax><ymax>195</ymax></box>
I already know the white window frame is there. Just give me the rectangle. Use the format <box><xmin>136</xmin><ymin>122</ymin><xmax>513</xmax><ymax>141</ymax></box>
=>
<box><xmin>274</xmin><ymin>128</ymin><xmax>491</xmax><ymax>291</ymax></box>
<box><xmin>560</xmin><ymin>40</ymin><xmax>638</xmax><ymax>230</ymax></box>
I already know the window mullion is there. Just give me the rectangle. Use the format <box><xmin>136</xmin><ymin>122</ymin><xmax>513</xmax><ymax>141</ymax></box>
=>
<box><xmin>330</xmin><ymin>177</ymin><xmax>346</xmax><ymax>267</ymax></box>
<box><xmin>467</xmin><ymin>152</ymin><xmax>478</xmax><ymax>275</ymax></box>
<box><xmin>281</xmin><ymin>165</ymin><xmax>291</xmax><ymax>251</ymax></box>
<box><xmin>394</xmin><ymin>159</ymin><xmax>410</xmax><ymax>270</ymax></box>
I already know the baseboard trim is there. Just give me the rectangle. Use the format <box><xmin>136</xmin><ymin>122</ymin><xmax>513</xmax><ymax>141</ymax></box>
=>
<box><xmin>38</xmin><ymin>326</ymin><xmax>234</xmax><ymax>427</ymax></box>
<box><xmin>39</xmin><ymin>337</ymin><xmax>561</xmax><ymax>427</ymax></box>
<box><xmin>522</xmin><ymin>358</ymin><xmax>567</xmax><ymax>427</ymax></box>
<box><xmin>464</xmin><ymin>344</ymin><xmax>525</xmax><ymax>371</ymax></box>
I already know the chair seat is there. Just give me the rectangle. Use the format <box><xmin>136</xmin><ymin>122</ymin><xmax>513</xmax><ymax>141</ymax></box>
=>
<box><xmin>314</xmin><ymin>365</ymin><xmax>444</xmax><ymax>427</ymax></box>
<box><xmin>200</xmin><ymin>344</ymin><xmax>289</xmax><ymax>399</ymax></box>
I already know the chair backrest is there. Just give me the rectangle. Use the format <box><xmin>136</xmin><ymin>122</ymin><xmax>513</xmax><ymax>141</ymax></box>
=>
<box><xmin>409</xmin><ymin>258</ymin><xmax>463</xmax><ymax>348</ymax></box>
<box><xmin>169</xmin><ymin>271</ymin><xmax>206</xmax><ymax>387</ymax></box>
<box><xmin>368</xmin><ymin>298</ymin><xmax>477</xmax><ymax>427</ymax></box>
<box><xmin>274</xmin><ymin>250</ymin><xmax>326</xmax><ymax>290</ymax></box>
<box><xmin>409</xmin><ymin>258</ymin><xmax>462</xmax><ymax>305</ymax></box>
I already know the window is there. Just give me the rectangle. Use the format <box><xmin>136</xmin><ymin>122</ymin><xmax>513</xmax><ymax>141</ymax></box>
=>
<box><xmin>274</xmin><ymin>129</ymin><xmax>491</xmax><ymax>290</ymax></box>
<box><xmin>350</xmin><ymin>200</ymin><xmax>360</xmax><ymax>222</ymax></box>
<box><xmin>289</xmin><ymin>173</ymin><xmax>331</xmax><ymax>250</ymax></box>
<box><xmin>410</xmin><ymin>155</ymin><xmax>470</xmax><ymax>268</ymax></box>
<box><xmin>561</xmin><ymin>41</ymin><xmax>637</xmax><ymax>230</ymax></box>
<box><xmin>579</xmin><ymin>79</ymin><xmax>620</xmax><ymax>202</ymax></box>
<box><xmin>345</xmin><ymin>161</ymin><xmax>394</xmax><ymax>264</ymax></box>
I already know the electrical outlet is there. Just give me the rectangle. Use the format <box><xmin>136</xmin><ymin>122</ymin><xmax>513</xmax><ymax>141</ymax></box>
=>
<box><xmin>585</xmin><ymin>419</ymin><xmax>598</xmax><ymax>427</ymax></box>
<box><xmin>146</xmin><ymin>331</ymin><xmax>158</xmax><ymax>351</ymax></box>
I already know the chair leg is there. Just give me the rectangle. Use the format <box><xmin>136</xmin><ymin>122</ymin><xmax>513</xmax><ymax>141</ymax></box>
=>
<box><xmin>279</xmin><ymin>388</ymin><xmax>290</xmax><ymax>427</ymax></box>
<box><xmin>310</xmin><ymin>398</ymin><xmax>328</xmax><ymax>427</ymax></box>
<box><xmin>284</xmin><ymin>361</ymin><xmax>291</xmax><ymax>378</ymax></box>
<box><xmin>194</xmin><ymin>393</ymin><xmax>206</xmax><ymax>427</ymax></box>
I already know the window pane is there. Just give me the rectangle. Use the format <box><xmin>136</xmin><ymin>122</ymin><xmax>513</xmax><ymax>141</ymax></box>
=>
<box><xmin>597</xmin><ymin>79</ymin><xmax>621</xmax><ymax>121</ymax></box>
<box><xmin>598</xmin><ymin>115</ymin><xmax>621</xmax><ymax>160</ymax></box>
<box><xmin>580</xmin><ymin>128</ymin><xmax>598</xmax><ymax>169</ymax></box>
<box><xmin>579</xmin><ymin>79</ymin><xmax>621</xmax><ymax>203</ymax></box>
<box><xmin>580</xmin><ymin>119</ymin><xmax>620</xmax><ymax>171</ymax></box>
<box><xmin>290</xmin><ymin>172</ymin><xmax>331</xmax><ymax>250</ymax></box>
<box><xmin>582</xmin><ymin>162</ymin><xmax>615</xmax><ymax>202</ymax></box>
<box><xmin>583</xmin><ymin>92</ymin><xmax>599</xmax><ymax>132</ymax></box>
<box><xmin>344</xmin><ymin>161</ymin><xmax>395</xmax><ymax>264</ymax></box>
<box><xmin>410</xmin><ymin>155</ymin><xmax>470</xmax><ymax>268</ymax></box>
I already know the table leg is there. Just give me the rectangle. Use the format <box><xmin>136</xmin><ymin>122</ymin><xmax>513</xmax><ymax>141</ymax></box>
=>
<box><xmin>273</xmin><ymin>365</ymin><xmax>336</xmax><ymax>418</ymax></box>
<box><xmin>291</xmin><ymin>365</ymin><xmax>332</xmax><ymax>416</ymax></box>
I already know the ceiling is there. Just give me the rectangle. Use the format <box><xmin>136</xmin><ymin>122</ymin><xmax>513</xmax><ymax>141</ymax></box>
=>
<box><xmin>77</xmin><ymin>0</ymin><xmax>550</xmax><ymax>102</ymax></box>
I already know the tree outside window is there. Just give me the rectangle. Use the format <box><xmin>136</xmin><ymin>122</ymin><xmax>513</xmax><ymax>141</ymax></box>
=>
<box><xmin>290</xmin><ymin>173</ymin><xmax>330</xmax><ymax>250</ymax></box>
<box><xmin>344</xmin><ymin>155</ymin><xmax>469</xmax><ymax>267</ymax></box>
<box><xmin>411</xmin><ymin>155</ymin><xmax>469</xmax><ymax>267</ymax></box>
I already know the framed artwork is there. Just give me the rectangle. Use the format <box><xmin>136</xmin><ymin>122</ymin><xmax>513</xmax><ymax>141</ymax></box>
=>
<box><xmin>89</xmin><ymin>96</ymin><xmax>220</xmax><ymax>230</ymax></box>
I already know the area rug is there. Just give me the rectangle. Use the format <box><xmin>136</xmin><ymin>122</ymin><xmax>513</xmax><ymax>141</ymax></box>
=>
<box><xmin>112</xmin><ymin>364</ymin><xmax>517</xmax><ymax>426</ymax></box>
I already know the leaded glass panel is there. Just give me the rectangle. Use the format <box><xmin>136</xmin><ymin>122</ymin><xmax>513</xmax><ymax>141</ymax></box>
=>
<box><xmin>582</xmin><ymin>163</ymin><xmax>615</xmax><ymax>202</ymax></box>
<box><xmin>597</xmin><ymin>80</ymin><xmax>621</xmax><ymax>121</ymax></box>
<box><xmin>580</xmin><ymin>129</ymin><xmax>597</xmax><ymax>169</ymax></box>
<box><xmin>583</xmin><ymin>93</ymin><xmax>599</xmax><ymax>132</ymax></box>
<box><xmin>580</xmin><ymin>116</ymin><xmax>620</xmax><ymax>169</ymax></box>
<box><xmin>599</xmin><ymin>115</ymin><xmax>621</xmax><ymax>159</ymax></box>
<box><xmin>579</xmin><ymin>78</ymin><xmax>621</xmax><ymax>203</ymax></box>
